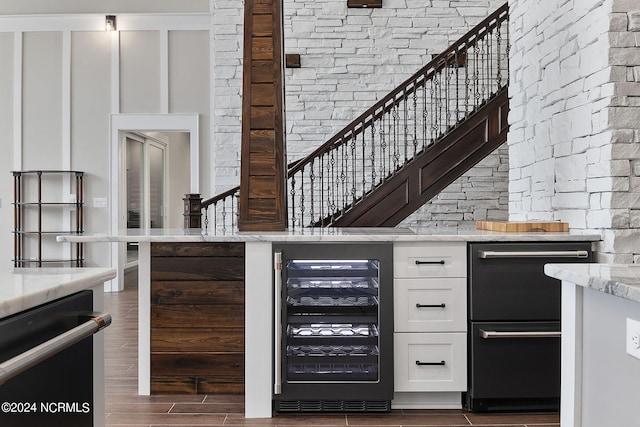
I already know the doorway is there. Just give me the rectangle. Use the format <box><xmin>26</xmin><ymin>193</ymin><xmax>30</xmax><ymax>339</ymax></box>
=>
<box><xmin>109</xmin><ymin>114</ymin><xmax>200</xmax><ymax>291</ymax></box>
<box><xmin>124</xmin><ymin>132</ymin><xmax>167</xmax><ymax>267</ymax></box>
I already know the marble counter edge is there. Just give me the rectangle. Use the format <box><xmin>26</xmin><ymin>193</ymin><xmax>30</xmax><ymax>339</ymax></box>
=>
<box><xmin>0</xmin><ymin>268</ymin><xmax>117</xmax><ymax>318</ymax></box>
<box><xmin>545</xmin><ymin>263</ymin><xmax>640</xmax><ymax>304</ymax></box>
<box><xmin>57</xmin><ymin>230</ymin><xmax>601</xmax><ymax>243</ymax></box>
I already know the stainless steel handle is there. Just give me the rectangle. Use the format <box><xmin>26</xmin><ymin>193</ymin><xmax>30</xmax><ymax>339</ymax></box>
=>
<box><xmin>0</xmin><ymin>312</ymin><xmax>112</xmax><ymax>386</ymax></box>
<box><xmin>479</xmin><ymin>329</ymin><xmax>561</xmax><ymax>339</ymax></box>
<box><xmin>478</xmin><ymin>250</ymin><xmax>589</xmax><ymax>259</ymax></box>
<box><xmin>273</xmin><ymin>251</ymin><xmax>282</xmax><ymax>395</ymax></box>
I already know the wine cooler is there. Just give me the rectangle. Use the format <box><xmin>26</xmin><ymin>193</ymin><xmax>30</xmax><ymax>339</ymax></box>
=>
<box><xmin>273</xmin><ymin>243</ymin><xmax>393</xmax><ymax>413</ymax></box>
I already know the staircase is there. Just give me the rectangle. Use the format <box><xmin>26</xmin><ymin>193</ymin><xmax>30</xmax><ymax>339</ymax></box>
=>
<box><xmin>201</xmin><ymin>3</ymin><xmax>509</xmax><ymax>233</ymax></box>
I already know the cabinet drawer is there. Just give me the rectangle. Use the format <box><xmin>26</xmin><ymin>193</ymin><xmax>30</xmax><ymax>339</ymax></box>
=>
<box><xmin>394</xmin><ymin>243</ymin><xmax>466</xmax><ymax>278</ymax></box>
<box><xmin>394</xmin><ymin>278</ymin><xmax>466</xmax><ymax>332</ymax></box>
<box><xmin>394</xmin><ymin>333</ymin><xmax>466</xmax><ymax>392</ymax></box>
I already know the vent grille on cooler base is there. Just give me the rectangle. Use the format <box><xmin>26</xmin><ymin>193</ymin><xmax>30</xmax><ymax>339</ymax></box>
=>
<box><xmin>274</xmin><ymin>399</ymin><xmax>391</xmax><ymax>413</ymax></box>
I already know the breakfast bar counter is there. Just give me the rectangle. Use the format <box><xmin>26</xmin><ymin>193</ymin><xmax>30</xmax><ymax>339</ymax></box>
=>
<box><xmin>58</xmin><ymin>227</ymin><xmax>600</xmax><ymax>418</ymax></box>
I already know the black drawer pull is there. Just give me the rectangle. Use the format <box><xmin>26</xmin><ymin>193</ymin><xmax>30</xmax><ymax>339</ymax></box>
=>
<box><xmin>415</xmin><ymin>260</ymin><xmax>445</xmax><ymax>265</ymax></box>
<box><xmin>416</xmin><ymin>303</ymin><xmax>446</xmax><ymax>308</ymax></box>
<box><xmin>416</xmin><ymin>360</ymin><xmax>445</xmax><ymax>366</ymax></box>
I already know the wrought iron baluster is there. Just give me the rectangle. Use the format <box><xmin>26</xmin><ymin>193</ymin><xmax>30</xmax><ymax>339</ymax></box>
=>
<box><xmin>455</xmin><ymin>51</ymin><xmax>461</xmax><ymax>123</ymax></box>
<box><xmin>445</xmin><ymin>58</ymin><xmax>456</xmax><ymax>131</ymax></box>
<box><xmin>474</xmin><ymin>41</ymin><xmax>480</xmax><ymax>108</ymax></box>
<box><xmin>505</xmin><ymin>20</ymin><xmax>510</xmax><ymax>86</ymax></box>
<box><xmin>231</xmin><ymin>195</ymin><xmax>240</xmax><ymax>231</ymax></box>
<box><xmin>320</xmin><ymin>155</ymin><xmax>325</xmax><ymax>226</ymax></box>
<box><xmin>379</xmin><ymin>109</ymin><xmax>387</xmax><ymax>180</ymax></box>
<box><xmin>434</xmin><ymin>72</ymin><xmax>442</xmax><ymax>138</ymax></box>
<box><xmin>403</xmin><ymin>90</ymin><xmax>408</xmax><ymax>164</ymax></box>
<box><xmin>203</xmin><ymin>205</ymin><xmax>209</xmax><ymax>235</ymax></box>
<box><xmin>370</xmin><ymin>116</ymin><xmax>377</xmax><ymax>187</ymax></box>
<box><xmin>413</xmin><ymin>84</ymin><xmax>418</xmax><ymax>157</ymax></box>
<box><xmin>392</xmin><ymin>103</ymin><xmax>399</xmax><ymax>171</ymax></box>
<box><xmin>299</xmin><ymin>167</ymin><xmax>305</xmax><ymax>229</ymax></box>
<box><xmin>481</xmin><ymin>34</ymin><xmax>487</xmax><ymax>103</ymax></box>
<box><xmin>422</xmin><ymin>77</ymin><xmax>427</xmax><ymax>150</ymax></box>
<box><xmin>309</xmin><ymin>159</ymin><xmax>315</xmax><ymax>226</ymax></box>
<box><xmin>351</xmin><ymin>133</ymin><xmax>357</xmax><ymax>207</ymax></box>
<box><xmin>464</xmin><ymin>44</ymin><xmax>470</xmax><ymax>118</ymax></box>
<box><xmin>340</xmin><ymin>139</ymin><xmax>347</xmax><ymax>217</ymax></box>
<box><xmin>329</xmin><ymin>148</ymin><xmax>335</xmax><ymax>222</ymax></box>
<box><xmin>290</xmin><ymin>173</ymin><xmax>296</xmax><ymax>229</ymax></box>
<box><xmin>221</xmin><ymin>200</ymin><xmax>227</xmax><ymax>234</ymax></box>
<box><xmin>496</xmin><ymin>22</ymin><xmax>502</xmax><ymax>88</ymax></box>
<box><xmin>235</xmin><ymin>193</ymin><xmax>240</xmax><ymax>232</ymax></box>
<box><xmin>361</xmin><ymin>126</ymin><xmax>366</xmax><ymax>196</ymax></box>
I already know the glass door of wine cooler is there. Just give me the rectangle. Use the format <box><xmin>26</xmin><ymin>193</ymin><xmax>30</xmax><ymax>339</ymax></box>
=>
<box><xmin>273</xmin><ymin>244</ymin><xmax>393</xmax><ymax>411</ymax></box>
<box><xmin>286</xmin><ymin>259</ymin><xmax>381</xmax><ymax>382</ymax></box>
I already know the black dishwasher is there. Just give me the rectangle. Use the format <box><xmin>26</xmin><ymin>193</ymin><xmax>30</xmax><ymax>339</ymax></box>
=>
<box><xmin>0</xmin><ymin>291</ymin><xmax>97</xmax><ymax>427</ymax></box>
<box><xmin>465</xmin><ymin>241</ymin><xmax>592</xmax><ymax>412</ymax></box>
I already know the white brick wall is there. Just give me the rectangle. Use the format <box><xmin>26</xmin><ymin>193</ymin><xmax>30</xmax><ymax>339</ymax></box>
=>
<box><xmin>508</xmin><ymin>0</ymin><xmax>640</xmax><ymax>262</ymax></box>
<box><xmin>212</xmin><ymin>0</ymin><xmax>508</xmax><ymax>226</ymax></box>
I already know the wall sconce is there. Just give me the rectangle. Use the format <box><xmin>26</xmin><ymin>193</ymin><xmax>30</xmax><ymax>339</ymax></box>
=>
<box><xmin>105</xmin><ymin>15</ymin><xmax>117</xmax><ymax>31</ymax></box>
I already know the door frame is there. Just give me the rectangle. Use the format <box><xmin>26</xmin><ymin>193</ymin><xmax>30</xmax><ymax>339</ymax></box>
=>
<box><xmin>109</xmin><ymin>113</ymin><xmax>199</xmax><ymax>291</ymax></box>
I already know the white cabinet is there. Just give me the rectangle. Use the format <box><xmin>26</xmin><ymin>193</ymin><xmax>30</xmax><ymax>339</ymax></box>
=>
<box><xmin>394</xmin><ymin>277</ymin><xmax>466</xmax><ymax>332</ymax></box>
<box><xmin>394</xmin><ymin>332</ymin><xmax>466</xmax><ymax>392</ymax></box>
<box><xmin>393</xmin><ymin>242</ymin><xmax>467</xmax><ymax>405</ymax></box>
<box><xmin>394</xmin><ymin>242</ymin><xmax>466</xmax><ymax>278</ymax></box>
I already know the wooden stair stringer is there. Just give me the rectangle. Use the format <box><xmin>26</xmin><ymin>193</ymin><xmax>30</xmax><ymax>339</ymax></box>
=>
<box><xmin>329</xmin><ymin>88</ymin><xmax>509</xmax><ymax>227</ymax></box>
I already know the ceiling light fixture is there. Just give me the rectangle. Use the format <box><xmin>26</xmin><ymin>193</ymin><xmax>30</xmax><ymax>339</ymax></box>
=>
<box><xmin>105</xmin><ymin>15</ymin><xmax>117</xmax><ymax>31</ymax></box>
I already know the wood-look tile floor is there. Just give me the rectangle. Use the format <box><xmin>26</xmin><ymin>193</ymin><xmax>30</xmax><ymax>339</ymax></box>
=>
<box><xmin>103</xmin><ymin>270</ymin><xmax>560</xmax><ymax>426</ymax></box>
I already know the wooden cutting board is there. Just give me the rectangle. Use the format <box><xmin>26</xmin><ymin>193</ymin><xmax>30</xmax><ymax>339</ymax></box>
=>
<box><xmin>476</xmin><ymin>220</ymin><xmax>569</xmax><ymax>232</ymax></box>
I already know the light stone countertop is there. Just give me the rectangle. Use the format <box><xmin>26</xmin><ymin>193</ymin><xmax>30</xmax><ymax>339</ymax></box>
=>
<box><xmin>0</xmin><ymin>267</ymin><xmax>117</xmax><ymax>318</ymax></box>
<box><xmin>56</xmin><ymin>226</ymin><xmax>601</xmax><ymax>243</ymax></box>
<box><xmin>544</xmin><ymin>263</ymin><xmax>640</xmax><ymax>304</ymax></box>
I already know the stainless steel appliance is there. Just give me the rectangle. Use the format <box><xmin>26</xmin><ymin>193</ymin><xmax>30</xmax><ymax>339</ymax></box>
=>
<box><xmin>0</xmin><ymin>290</ymin><xmax>110</xmax><ymax>427</ymax></box>
<box><xmin>273</xmin><ymin>243</ymin><xmax>393</xmax><ymax>412</ymax></box>
<box><xmin>465</xmin><ymin>242</ymin><xmax>592</xmax><ymax>412</ymax></box>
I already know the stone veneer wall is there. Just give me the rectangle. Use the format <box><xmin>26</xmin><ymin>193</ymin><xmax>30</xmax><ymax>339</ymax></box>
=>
<box><xmin>211</xmin><ymin>0</ymin><xmax>508</xmax><ymax>227</ymax></box>
<box><xmin>508</xmin><ymin>0</ymin><xmax>640</xmax><ymax>262</ymax></box>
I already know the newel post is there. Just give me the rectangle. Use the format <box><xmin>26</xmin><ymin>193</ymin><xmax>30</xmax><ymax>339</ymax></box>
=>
<box><xmin>183</xmin><ymin>193</ymin><xmax>203</xmax><ymax>229</ymax></box>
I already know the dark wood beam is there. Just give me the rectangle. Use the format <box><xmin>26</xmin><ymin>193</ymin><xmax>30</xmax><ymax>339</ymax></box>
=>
<box><xmin>239</xmin><ymin>0</ymin><xmax>288</xmax><ymax>231</ymax></box>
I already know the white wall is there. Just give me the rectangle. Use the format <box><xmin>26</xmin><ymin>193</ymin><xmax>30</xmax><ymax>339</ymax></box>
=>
<box><xmin>508</xmin><ymin>0</ymin><xmax>640</xmax><ymax>262</ymax></box>
<box><xmin>0</xmin><ymin>12</ymin><xmax>210</xmax><ymax>269</ymax></box>
<box><xmin>0</xmin><ymin>33</ymin><xmax>14</xmax><ymax>264</ymax></box>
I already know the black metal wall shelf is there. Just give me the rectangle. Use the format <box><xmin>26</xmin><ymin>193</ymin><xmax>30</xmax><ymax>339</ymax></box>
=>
<box><xmin>12</xmin><ymin>170</ymin><xmax>84</xmax><ymax>267</ymax></box>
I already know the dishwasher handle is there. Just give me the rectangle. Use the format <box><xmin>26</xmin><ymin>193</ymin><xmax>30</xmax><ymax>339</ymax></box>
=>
<box><xmin>480</xmin><ymin>329</ymin><xmax>561</xmax><ymax>339</ymax></box>
<box><xmin>0</xmin><ymin>312</ymin><xmax>112</xmax><ymax>386</ymax></box>
<box><xmin>478</xmin><ymin>250</ymin><xmax>589</xmax><ymax>259</ymax></box>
